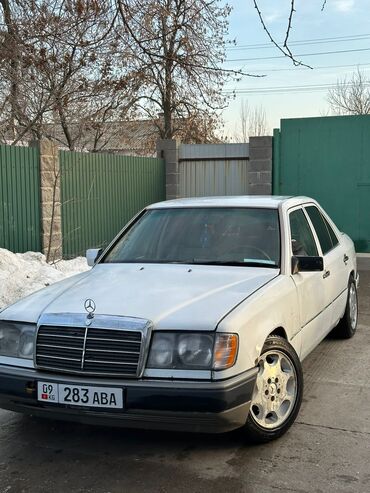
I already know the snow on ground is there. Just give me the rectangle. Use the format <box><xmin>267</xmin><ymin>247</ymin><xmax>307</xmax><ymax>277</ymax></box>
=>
<box><xmin>0</xmin><ymin>248</ymin><xmax>90</xmax><ymax>310</ymax></box>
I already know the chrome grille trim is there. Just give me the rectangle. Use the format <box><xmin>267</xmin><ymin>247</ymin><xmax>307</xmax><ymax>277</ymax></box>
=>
<box><xmin>37</xmin><ymin>354</ymin><xmax>81</xmax><ymax>361</ymax></box>
<box><xmin>86</xmin><ymin>348</ymin><xmax>140</xmax><ymax>354</ymax></box>
<box><xmin>38</xmin><ymin>334</ymin><xmax>85</xmax><ymax>340</ymax></box>
<box><xmin>87</xmin><ymin>337</ymin><xmax>141</xmax><ymax>343</ymax></box>
<box><xmin>37</xmin><ymin>344</ymin><xmax>83</xmax><ymax>350</ymax></box>
<box><xmin>81</xmin><ymin>326</ymin><xmax>88</xmax><ymax>370</ymax></box>
<box><xmin>35</xmin><ymin>313</ymin><xmax>152</xmax><ymax>378</ymax></box>
<box><xmin>82</xmin><ymin>359</ymin><xmax>138</xmax><ymax>365</ymax></box>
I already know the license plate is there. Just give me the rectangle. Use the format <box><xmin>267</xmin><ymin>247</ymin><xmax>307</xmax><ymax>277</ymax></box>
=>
<box><xmin>37</xmin><ymin>382</ymin><xmax>123</xmax><ymax>409</ymax></box>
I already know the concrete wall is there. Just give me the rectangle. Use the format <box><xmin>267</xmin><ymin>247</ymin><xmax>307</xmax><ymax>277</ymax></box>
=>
<box><xmin>156</xmin><ymin>139</ymin><xmax>180</xmax><ymax>200</ymax></box>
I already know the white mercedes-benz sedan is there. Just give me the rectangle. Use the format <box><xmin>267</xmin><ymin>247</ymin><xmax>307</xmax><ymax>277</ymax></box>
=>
<box><xmin>0</xmin><ymin>196</ymin><xmax>358</xmax><ymax>442</ymax></box>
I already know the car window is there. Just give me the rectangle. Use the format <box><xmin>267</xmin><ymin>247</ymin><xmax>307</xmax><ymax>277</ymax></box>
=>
<box><xmin>305</xmin><ymin>206</ymin><xmax>337</xmax><ymax>254</ymax></box>
<box><xmin>103</xmin><ymin>207</ymin><xmax>281</xmax><ymax>267</ymax></box>
<box><xmin>323</xmin><ymin>216</ymin><xmax>339</xmax><ymax>247</ymax></box>
<box><xmin>289</xmin><ymin>209</ymin><xmax>318</xmax><ymax>257</ymax></box>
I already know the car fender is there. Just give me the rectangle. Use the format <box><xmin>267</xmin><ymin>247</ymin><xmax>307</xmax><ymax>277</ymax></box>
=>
<box><xmin>213</xmin><ymin>275</ymin><xmax>300</xmax><ymax>380</ymax></box>
<box><xmin>340</xmin><ymin>233</ymin><xmax>357</xmax><ymax>278</ymax></box>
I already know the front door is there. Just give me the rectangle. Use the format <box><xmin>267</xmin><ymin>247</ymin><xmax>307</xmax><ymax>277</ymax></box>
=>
<box><xmin>288</xmin><ymin>207</ymin><xmax>331</xmax><ymax>358</ymax></box>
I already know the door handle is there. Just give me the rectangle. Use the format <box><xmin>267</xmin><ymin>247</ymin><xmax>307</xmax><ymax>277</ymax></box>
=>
<box><xmin>343</xmin><ymin>254</ymin><xmax>349</xmax><ymax>264</ymax></box>
<box><xmin>323</xmin><ymin>270</ymin><xmax>330</xmax><ymax>279</ymax></box>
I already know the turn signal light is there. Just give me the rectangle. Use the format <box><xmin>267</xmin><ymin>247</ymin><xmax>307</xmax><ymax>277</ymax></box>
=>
<box><xmin>213</xmin><ymin>334</ymin><xmax>239</xmax><ymax>370</ymax></box>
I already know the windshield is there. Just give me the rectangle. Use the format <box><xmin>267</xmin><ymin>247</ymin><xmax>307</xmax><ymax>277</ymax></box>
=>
<box><xmin>103</xmin><ymin>207</ymin><xmax>280</xmax><ymax>267</ymax></box>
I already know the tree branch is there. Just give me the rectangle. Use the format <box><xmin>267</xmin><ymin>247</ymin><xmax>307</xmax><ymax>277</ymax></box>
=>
<box><xmin>253</xmin><ymin>0</ymin><xmax>312</xmax><ymax>69</ymax></box>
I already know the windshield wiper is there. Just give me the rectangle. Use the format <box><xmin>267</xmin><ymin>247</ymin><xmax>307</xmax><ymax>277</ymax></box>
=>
<box><xmin>190</xmin><ymin>260</ymin><xmax>279</xmax><ymax>268</ymax></box>
<box><xmin>104</xmin><ymin>259</ymin><xmax>278</xmax><ymax>268</ymax></box>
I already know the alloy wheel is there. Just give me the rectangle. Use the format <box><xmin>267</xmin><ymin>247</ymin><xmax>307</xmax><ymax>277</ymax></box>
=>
<box><xmin>250</xmin><ymin>349</ymin><xmax>298</xmax><ymax>429</ymax></box>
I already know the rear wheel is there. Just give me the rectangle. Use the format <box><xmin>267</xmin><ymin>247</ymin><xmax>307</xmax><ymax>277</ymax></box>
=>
<box><xmin>243</xmin><ymin>336</ymin><xmax>303</xmax><ymax>443</ymax></box>
<box><xmin>333</xmin><ymin>276</ymin><xmax>358</xmax><ymax>339</ymax></box>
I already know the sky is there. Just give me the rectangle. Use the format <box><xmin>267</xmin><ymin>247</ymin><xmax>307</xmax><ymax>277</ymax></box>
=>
<box><xmin>223</xmin><ymin>0</ymin><xmax>370</xmax><ymax>138</ymax></box>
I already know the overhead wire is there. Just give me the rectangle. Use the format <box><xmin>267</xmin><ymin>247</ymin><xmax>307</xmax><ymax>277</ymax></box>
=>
<box><xmin>223</xmin><ymin>82</ymin><xmax>370</xmax><ymax>96</ymax></box>
<box><xmin>226</xmin><ymin>33</ymin><xmax>370</xmax><ymax>51</ymax></box>
<box><xmin>226</xmin><ymin>47</ymin><xmax>370</xmax><ymax>63</ymax></box>
<box><xmin>243</xmin><ymin>62</ymin><xmax>370</xmax><ymax>73</ymax></box>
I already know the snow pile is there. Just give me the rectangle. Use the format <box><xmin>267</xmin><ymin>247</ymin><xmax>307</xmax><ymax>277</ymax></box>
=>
<box><xmin>0</xmin><ymin>248</ymin><xmax>90</xmax><ymax>310</ymax></box>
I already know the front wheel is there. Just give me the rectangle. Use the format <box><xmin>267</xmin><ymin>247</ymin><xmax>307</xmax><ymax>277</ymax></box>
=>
<box><xmin>243</xmin><ymin>336</ymin><xmax>303</xmax><ymax>443</ymax></box>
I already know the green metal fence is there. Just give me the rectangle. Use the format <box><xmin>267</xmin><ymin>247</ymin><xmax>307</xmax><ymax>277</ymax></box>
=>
<box><xmin>60</xmin><ymin>151</ymin><xmax>165</xmax><ymax>258</ymax></box>
<box><xmin>0</xmin><ymin>144</ymin><xmax>41</xmax><ymax>253</ymax></box>
<box><xmin>273</xmin><ymin>115</ymin><xmax>370</xmax><ymax>252</ymax></box>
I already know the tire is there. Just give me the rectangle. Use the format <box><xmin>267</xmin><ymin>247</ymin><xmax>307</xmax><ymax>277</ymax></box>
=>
<box><xmin>243</xmin><ymin>335</ymin><xmax>303</xmax><ymax>444</ymax></box>
<box><xmin>333</xmin><ymin>276</ymin><xmax>358</xmax><ymax>339</ymax></box>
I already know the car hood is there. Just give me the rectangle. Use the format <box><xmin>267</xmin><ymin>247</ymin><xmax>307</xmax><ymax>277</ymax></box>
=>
<box><xmin>1</xmin><ymin>264</ymin><xmax>279</xmax><ymax>330</ymax></box>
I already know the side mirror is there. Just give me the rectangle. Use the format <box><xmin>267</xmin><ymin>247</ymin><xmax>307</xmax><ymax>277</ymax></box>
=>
<box><xmin>86</xmin><ymin>248</ymin><xmax>103</xmax><ymax>267</ymax></box>
<box><xmin>292</xmin><ymin>255</ymin><xmax>324</xmax><ymax>274</ymax></box>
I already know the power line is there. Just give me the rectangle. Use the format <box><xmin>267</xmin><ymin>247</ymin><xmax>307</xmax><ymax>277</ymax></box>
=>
<box><xmin>227</xmin><ymin>33</ymin><xmax>370</xmax><ymax>49</ymax></box>
<box><xmin>227</xmin><ymin>33</ymin><xmax>370</xmax><ymax>51</ymax></box>
<box><xmin>245</xmin><ymin>62</ymin><xmax>370</xmax><ymax>73</ymax></box>
<box><xmin>226</xmin><ymin>47</ymin><xmax>370</xmax><ymax>63</ymax></box>
<box><xmin>225</xmin><ymin>89</ymin><xmax>331</xmax><ymax>95</ymax></box>
<box><xmin>223</xmin><ymin>82</ymin><xmax>370</xmax><ymax>95</ymax></box>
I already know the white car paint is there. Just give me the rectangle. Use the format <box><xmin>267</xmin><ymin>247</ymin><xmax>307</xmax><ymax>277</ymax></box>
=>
<box><xmin>0</xmin><ymin>196</ymin><xmax>357</xmax><ymax>380</ymax></box>
<box><xmin>2</xmin><ymin>263</ymin><xmax>278</xmax><ymax>330</ymax></box>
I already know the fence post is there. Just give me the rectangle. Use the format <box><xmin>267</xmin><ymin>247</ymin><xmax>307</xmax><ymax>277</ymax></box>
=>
<box><xmin>30</xmin><ymin>139</ymin><xmax>62</xmax><ymax>261</ymax></box>
<box><xmin>272</xmin><ymin>129</ymin><xmax>281</xmax><ymax>195</ymax></box>
<box><xmin>248</xmin><ymin>136</ymin><xmax>273</xmax><ymax>195</ymax></box>
<box><xmin>156</xmin><ymin>139</ymin><xmax>180</xmax><ymax>200</ymax></box>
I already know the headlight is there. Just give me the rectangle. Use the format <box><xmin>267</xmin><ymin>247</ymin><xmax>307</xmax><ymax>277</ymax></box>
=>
<box><xmin>0</xmin><ymin>321</ymin><xmax>36</xmax><ymax>360</ymax></box>
<box><xmin>147</xmin><ymin>332</ymin><xmax>238</xmax><ymax>370</ymax></box>
<box><xmin>178</xmin><ymin>334</ymin><xmax>213</xmax><ymax>368</ymax></box>
<box><xmin>148</xmin><ymin>333</ymin><xmax>175</xmax><ymax>367</ymax></box>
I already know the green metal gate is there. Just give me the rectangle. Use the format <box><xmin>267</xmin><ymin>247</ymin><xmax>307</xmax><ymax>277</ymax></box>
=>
<box><xmin>273</xmin><ymin>115</ymin><xmax>370</xmax><ymax>252</ymax></box>
<box><xmin>60</xmin><ymin>151</ymin><xmax>165</xmax><ymax>258</ymax></box>
<box><xmin>0</xmin><ymin>144</ymin><xmax>41</xmax><ymax>252</ymax></box>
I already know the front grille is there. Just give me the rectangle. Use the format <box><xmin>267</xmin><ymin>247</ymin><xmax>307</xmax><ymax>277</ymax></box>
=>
<box><xmin>36</xmin><ymin>325</ymin><xmax>142</xmax><ymax>377</ymax></box>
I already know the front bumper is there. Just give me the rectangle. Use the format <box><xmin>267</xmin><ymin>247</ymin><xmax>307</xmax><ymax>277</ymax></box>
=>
<box><xmin>0</xmin><ymin>365</ymin><xmax>257</xmax><ymax>433</ymax></box>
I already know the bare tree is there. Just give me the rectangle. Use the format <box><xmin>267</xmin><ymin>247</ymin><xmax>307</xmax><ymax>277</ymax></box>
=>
<box><xmin>117</xmin><ymin>0</ymin><xmax>234</xmax><ymax>140</ymax></box>
<box><xmin>176</xmin><ymin>113</ymin><xmax>222</xmax><ymax>144</ymax></box>
<box><xmin>238</xmin><ymin>100</ymin><xmax>249</xmax><ymax>143</ymax></box>
<box><xmin>0</xmin><ymin>1</ymin><xmax>142</xmax><ymax>148</ymax></box>
<box><xmin>233</xmin><ymin>100</ymin><xmax>267</xmax><ymax>142</ymax></box>
<box><xmin>327</xmin><ymin>68</ymin><xmax>370</xmax><ymax>115</ymax></box>
<box><xmin>1</xmin><ymin>0</ymin><xmax>236</xmax><ymax>148</ymax></box>
<box><xmin>249</xmin><ymin>104</ymin><xmax>267</xmax><ymax>137</ymax></box>
<box><xmin>0</xmin><ymin>0</ymin><xmax>23</xmax><ymax>140</ymax></box>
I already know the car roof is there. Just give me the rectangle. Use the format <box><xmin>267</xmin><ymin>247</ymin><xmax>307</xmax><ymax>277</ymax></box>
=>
<box><xmin>148</xmin><ymin>195</ymin><xmax>314</xmax><ymax>209</ymax></box>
